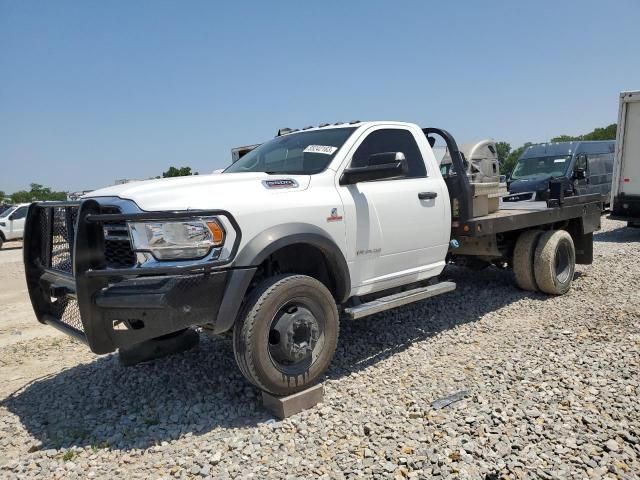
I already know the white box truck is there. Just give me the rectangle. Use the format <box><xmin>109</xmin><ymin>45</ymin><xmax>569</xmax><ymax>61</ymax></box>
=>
<box><xmin>610</xmin><ymin>91</ymin><xmax>640</xmax><ymax>227</ymax></box>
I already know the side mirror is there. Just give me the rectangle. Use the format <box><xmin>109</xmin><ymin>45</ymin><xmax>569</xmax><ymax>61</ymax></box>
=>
<box><xmin>8</xmin><ymin>214</ymin><xmax>14</xmax><ymax>221</ymax></box>
<box><xmin>573</xmin><ymin>168</ymin><xmax>586</xmax><ymax>180</ymax></box>
<box><xmin>340</xmin><ymin>152</ymin><xmax>408</xmax><ymax>185</ymax></box>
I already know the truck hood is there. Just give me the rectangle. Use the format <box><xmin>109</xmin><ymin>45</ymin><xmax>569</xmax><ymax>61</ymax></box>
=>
<box><xmin>509</xmin><ymin>174</ymin><xmax>553</xmax><ymax>193</ymax></box>
<box><xmin>509</xmin><ymin>174</ymin><xmax>574</xmax><ymax>195</ymax></box>
<box><xmin>88</xmin><ymin>172</ymin><xmax>312</xmax><ymax>211</ymax></box>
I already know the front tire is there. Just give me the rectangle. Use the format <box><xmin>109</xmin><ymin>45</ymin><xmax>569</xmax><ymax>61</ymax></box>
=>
<box><xmin>233</xmin><ymin>274</ymin><xmax>339</xmax><ymax>396</ymax></box>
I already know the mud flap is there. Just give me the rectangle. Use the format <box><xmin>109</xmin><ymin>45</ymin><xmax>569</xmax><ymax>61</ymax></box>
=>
<box><xmin>573</xmin><ymin>231</ymin><xmax>593</xmax><ymax>265</ymax></box>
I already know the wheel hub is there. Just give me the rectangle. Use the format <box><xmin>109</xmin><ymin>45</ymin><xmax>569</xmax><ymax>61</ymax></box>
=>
<box><xmin>269</xmin><ymin>304</ymin><xmax>320</xmax><ymax>365</ymax></box>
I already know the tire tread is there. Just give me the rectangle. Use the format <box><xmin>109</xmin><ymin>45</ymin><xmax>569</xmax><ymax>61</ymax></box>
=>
<box><xmin>533</xmin><ymin>230</ymin><xmax>575</xmax><ymax>295</ymax></box>
<box><xmin>233</xmin><ymin>274</ymin><xmax>338</xmax><ymax>395</ymax></box>
<box><xmin>513</xmin><ymin>229</ymin><xmax>543</xmax><ymax>291</ymax></box>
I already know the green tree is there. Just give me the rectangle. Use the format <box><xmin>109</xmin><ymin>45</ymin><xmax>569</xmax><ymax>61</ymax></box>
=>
<box><xmin>495</xmin><ymin>142</ymin><xmax>511</xmax><ymax>170</ymax></box>
<box><xmin>162</xmin><ymin>166</ymin><xmax>195</xmax><ymax>178</ymax></box>
<box><xmin>549</xmin><ymin>134</ymin><xmax>579</xmax><ymax>143</ymax></box>
<box><xmin>503</xmin><ymin>142</ymin><xmax>533</xmax><ymax>175</ymax></box>
<box><xmin>10</xmin><ymin>183</ymin><xmax>67</xmax><ymax>202</ymax></box>
<box><xmin>550</xmin><ymin>123</ymin><xmax>617</xmax><ymax>143</ymax></box>
<box><xmin>0</xmin><ymin>190</ymin><xmax>5</xmax><ymax>200</ymax></box>
<box><xmin>10</xmin><ymin>190</ymin><xmax>31</xmax><ymax>203</ymax></box>
<box><xmin>583</xmin><ymin>123</ymin><xmax>616</xmax><ymax>141</ymax></box>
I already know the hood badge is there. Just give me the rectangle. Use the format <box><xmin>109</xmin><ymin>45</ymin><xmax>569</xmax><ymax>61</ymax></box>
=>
<box><xmin>262</xmin><ymin>179</ymin><xmax>299</xmax><ymax>189</ymax></box>
<box><xmin>327</xmin><ymin>208</ymin><xmax>343</xmax><ymax>222</ymax></box>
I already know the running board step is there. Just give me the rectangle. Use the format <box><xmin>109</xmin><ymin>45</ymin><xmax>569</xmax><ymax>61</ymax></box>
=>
<box><xmin>344</xmin><ymin>281</ymin><xmax>456</xmax><ymax>320</ymax></box>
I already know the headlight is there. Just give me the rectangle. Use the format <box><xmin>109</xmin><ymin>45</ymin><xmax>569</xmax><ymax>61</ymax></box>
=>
<box><xmin>128</xmin><ymin>218</ymin><xmax>225</xmax><ymax>260</ymax></box>
<box><xmin>0</xmin><ymin>222</ymin><xmax>5</xmax><ymax>227</ymax></box>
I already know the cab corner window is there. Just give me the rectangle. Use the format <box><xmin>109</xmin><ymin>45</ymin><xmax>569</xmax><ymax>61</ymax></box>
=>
<box><xmin>352</xmin><ymin>129</ymin><xmax>427</xmax><ymax>178</ymax></box>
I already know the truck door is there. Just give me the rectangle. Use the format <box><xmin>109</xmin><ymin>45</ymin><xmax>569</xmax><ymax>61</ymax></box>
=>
<box><xmin>8</xmin><ymin>206</ymin><xmax>28</xmax><ymax>239</ymax></box>
<box><xmin>337</xmin><ymin>126</ymin><xmax>450</xmax><ymax>294</ymax></box>
<box><xmin>575</xmin><ymin>153</ymin><xmax>609</xmax><ymax>200</ymax></box>
<box><xmin>587</xmin><ymin>154</ymin><xmax>608</xmax><ymax>201</ymax></box>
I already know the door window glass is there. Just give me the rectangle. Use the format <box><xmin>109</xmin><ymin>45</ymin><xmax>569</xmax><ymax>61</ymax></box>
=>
<box><xmin>352</xmin><ymin>129</ymin><xmax>427</xmax><ymax>178</ymax></box>
<box><xmin>575</xmin><ymin>154</ymin><xmax>587</xmax><ymax>171</ymax></box>
<box><xmin>11</xmin><ymin>207</ymin><xmax>28</xmax><ymax>220</ymax></box>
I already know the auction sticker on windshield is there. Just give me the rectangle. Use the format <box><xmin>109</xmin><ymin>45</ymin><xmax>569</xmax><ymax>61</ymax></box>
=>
<box><xmin>303</xmin><ymin>145</ymin><xmax>338</xmax><ymax>155</ymax></box>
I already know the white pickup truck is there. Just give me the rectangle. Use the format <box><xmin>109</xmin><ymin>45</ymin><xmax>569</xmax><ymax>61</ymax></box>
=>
<box><xmin>0</xmin><ymin>203</ymin><xmax>30</xmax><ymax>249</ymax></box>
<box><xmin>24</xmin><ymin>122</ymin><xmax>602</xmax><ymax>395</ymax></box>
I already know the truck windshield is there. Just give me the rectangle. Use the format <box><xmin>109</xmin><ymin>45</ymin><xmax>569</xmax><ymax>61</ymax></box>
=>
<box><xmin>511</xmin><ymin>155</ymin><xmax>572</xmax><ymax>180</ymax></box>
<box><xmin>224</xmin><ymin>127</ymin><xmax>356</xmax><ymax>175</ymax></box>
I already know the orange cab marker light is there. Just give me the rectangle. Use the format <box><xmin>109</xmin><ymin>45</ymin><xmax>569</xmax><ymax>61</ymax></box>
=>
<box><xmin>463</xmin><ymin>224</ymin><xmax>470</xmax><ymax>233</ymax></box>
<box><xmin>207</xmin><ymin>221</ymin><xmax>225</xmax><ymax>244</ymax></box>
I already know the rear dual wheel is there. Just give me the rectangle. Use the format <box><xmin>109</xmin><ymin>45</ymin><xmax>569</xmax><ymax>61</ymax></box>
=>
<box><xmin>533</xmin><ymin>230</ymin><xmax>576</xmax><ymax>295</ymax></box>
<box><xmin>233</xmin><ymin>274</ymin><xmax>339</xmax><ymax>396</ymax></box>
<box><xmin>513</xmin><ymin>229</ymin><xmax>576</xmax><ymax>295</ymax></box>
<box><xmin>513</xmin><ymin>230</ymin><xmax>543</xmax><ymax>291</ymax></box>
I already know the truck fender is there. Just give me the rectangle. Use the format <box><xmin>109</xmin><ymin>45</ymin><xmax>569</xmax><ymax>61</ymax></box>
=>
<box><xmin>233</xmin><ymin>223</ymin><xmax>351</xmax><ymax>303</ymax></box>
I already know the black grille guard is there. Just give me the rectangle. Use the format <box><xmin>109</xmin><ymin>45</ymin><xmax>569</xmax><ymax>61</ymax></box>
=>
<box><xmin>23</xmin><ymin>199</ymin><xmax>242</xmax><ymax>353</ymax></box>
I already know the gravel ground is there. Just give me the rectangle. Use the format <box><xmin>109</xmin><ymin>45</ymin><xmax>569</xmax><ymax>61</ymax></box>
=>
<box><xmin>0</xmin><ymin>218</ymin><xmax>639</xmax><ymax>479</ymax></box>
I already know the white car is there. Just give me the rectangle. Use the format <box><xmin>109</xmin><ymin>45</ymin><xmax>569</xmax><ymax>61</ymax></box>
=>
<box><xmin>0</xmin><ymin>203</ymin><xmax>30</xmax><ymax>249</ymax></box>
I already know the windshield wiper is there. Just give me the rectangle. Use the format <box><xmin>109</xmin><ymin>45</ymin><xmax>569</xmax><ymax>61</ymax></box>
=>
<box><xmin>265</xmin><ymin>171</ymin><xmax>310</xmax><ymax>175</ymax></box>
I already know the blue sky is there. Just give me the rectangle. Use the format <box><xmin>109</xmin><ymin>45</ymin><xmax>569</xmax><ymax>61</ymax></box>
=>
<box><xmin>1</xmin><ymin>0</ymin><xmax>639</xmax><ymax>193</ymax></box>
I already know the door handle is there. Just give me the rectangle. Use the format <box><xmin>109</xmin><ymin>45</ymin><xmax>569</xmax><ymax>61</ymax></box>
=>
<box><xmin>418</xmin><ymin>191</ymin><xmax>438</xmax><ymax>200</ymax></box>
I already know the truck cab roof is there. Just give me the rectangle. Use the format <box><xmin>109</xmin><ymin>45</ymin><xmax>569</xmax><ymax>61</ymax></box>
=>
<box><xmin>522</xmin><ymin>140</ymin><xmax>615</xmax><ymax>158</ymax></box>
<box><xmin>278</xmin><ymin>121</ymin><xmax>421</xmax><ymax>135</ymax></box>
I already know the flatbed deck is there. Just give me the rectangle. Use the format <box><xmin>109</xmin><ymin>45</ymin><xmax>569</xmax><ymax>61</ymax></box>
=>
<box><xmin>456</xmin><ymin>194</ymin><xmax>602</xmax><ymax>237</ymax></box>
